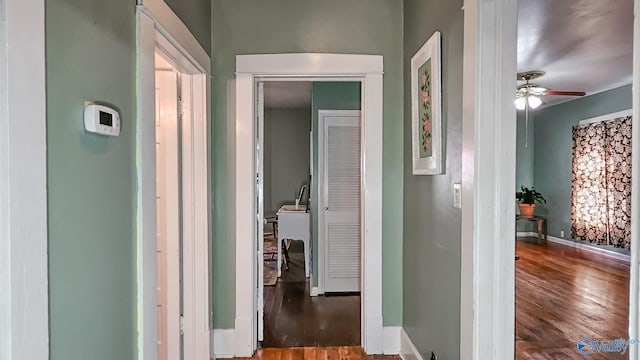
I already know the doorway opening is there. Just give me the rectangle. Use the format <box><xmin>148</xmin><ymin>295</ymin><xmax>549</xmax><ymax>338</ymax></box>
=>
<box><xmin>460</xmin><ymin>0</ymin><xmax>639</xmax><ymax>358</ymax></box>
<box><xmin>234</xmin><ymin>54</ymin><xmax>384</xmax><ymax>357</ymax></box>
<box><xmin>257</xmin><ymin>81</ymin><xmax>363</xmax><ymax>347</ymax></box>
<box><xmin>512</xmin><ymin>1</ymin><xmax>634</xmax><ymax>358</ymax></box>
<box><xmin>154</xmin><ymin>51</ymin><xmax>184</xmax><ymax>360</ymax></box>
<box><xmin>136</xmin><ymin>5</ymin><xmax>211</xmax><ymax>359</ymax></box>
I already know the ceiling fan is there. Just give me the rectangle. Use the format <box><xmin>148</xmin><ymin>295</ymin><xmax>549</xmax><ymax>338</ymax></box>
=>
<box><xmin>515</xmin><ymin>70</ymin><xmax>586</xmax><ymax>110</ymax></box>
<box><xmin>515</xmin><ymin>70</ymin><xmax>586</xmax><ymax>147</ymax></box>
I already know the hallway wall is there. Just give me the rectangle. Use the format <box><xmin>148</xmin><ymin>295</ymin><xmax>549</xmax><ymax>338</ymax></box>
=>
<box><xmin>211</xmin><ymin>0</ymin><xmax>404</xmax><ymax>329</ymax></box>
<box><xmin>46</xmin><ymin>1</ymin><xmax>208</xmax><ymax>359</ymax></box>
<box><xmin>402</xmin><ymin>0</ymin><xmax>463</xmax><ymax>358</ymax></box>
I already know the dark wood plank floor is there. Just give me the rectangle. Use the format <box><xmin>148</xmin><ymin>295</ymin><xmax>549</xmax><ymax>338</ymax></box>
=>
<box><xmin>263</xmin><ymin>241</ymin><xmax>360</xmax><ymax>348</ymax></box>
<box><xmin>234</xmin><ymin>346</ymin><xmax>400</xmax><ymax>360</ymax></box>
<box><xmin>516</xmin><ymin>237</ymin><xmax>630</xmax><ymax>359</ymax></box>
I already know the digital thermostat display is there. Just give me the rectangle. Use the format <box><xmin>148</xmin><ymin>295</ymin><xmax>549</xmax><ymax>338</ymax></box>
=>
<box><xmin>99</xmin><ymin>111</ymin><xmax>113</xmax><ymax>127</ymax></box>
<box><xmin>84</xmin><ymin>104</ymin><xmax>120</xmax><ymax>136</ymax></box>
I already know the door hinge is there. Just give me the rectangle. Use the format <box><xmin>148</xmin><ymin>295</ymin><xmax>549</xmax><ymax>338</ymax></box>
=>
<box><xmin>177</xmin><ymin>97</ymin><xmax>183</xmax><ymax>120</ymax></box>
<box><xmin>179</xmin><ymin>314</ymin><xmax>184</xmax><ymax>335</ymax></box>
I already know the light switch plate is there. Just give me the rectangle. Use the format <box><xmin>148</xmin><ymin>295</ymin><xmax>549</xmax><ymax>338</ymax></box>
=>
<box><xmin>453</xmin><ymin>183</ymin><xmax>462</xmax><ymax>208</ymax></box>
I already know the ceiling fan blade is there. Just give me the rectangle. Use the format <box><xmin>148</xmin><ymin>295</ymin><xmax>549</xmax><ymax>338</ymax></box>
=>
<box><xmin>545</xmin><ymin>90</ymin><xmax>586</xmax><ymax>97</ymax></box>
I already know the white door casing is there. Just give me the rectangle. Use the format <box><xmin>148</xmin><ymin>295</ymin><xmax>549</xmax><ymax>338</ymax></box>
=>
<box><xmin>628</xmin><ymin>0</ymin><xmax>640</xmax><ymax>357</ymax></box>
<box><xmin>0</xmin><ymin>0</ymin><xmax>49</xmax><ymax>359</ymax></box>
<box><xmin>235</xmin><ymin>54</ymin><xmax>384</xmax><ymax>356</ymax></box>
<box><xmin>155</xmin><ymin>68</ymin><xmax>182</xmax><ymax>360</ymax></box>
<box><xmin>256</xmin><ymin>81</ymin><xmax>265</xmax><ymax>342</ymax></box>
<box><xmin>137</xmin><ymin>2</ymin><xmax>211</xmax><ymax>359</ymax></box>
<box><xmin>319</xmin><ymin>110</ymin><xmax>362</xmax><ymax>293</ymax></box>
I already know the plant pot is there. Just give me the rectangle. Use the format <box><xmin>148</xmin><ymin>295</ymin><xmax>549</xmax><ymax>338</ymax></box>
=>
<box><xmin>518</xmin><ymin>204</ymin><xmax>535</xmax><ymax>217</ymax></box>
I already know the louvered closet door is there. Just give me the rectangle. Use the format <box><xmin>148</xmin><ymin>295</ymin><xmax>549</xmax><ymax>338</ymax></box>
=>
<box><xmin>322</xmin><ymin>112</ymin><xmax>361</xmax><ymax>292</ymax></box>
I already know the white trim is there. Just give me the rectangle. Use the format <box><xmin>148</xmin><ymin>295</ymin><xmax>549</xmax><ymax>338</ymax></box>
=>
<box><xmin>0</xmin><ymin>0</ymin><xmax>49</xmax><ymax>359</ymax></box>
<box><xmin>579</xmin><ymin>109</ymin><xmax>632</xmax><ymax>125</ymax></box>
<box><xmin>517</xmin><ymin>232</ymin><xmax>631</xmax><ymax>262</ymax></box>
<box><xmin>399</xmin><ymin>328</ymin><xmax>424</xmax><ymax>360</ymax></box>
<box><xmin>235</xmin><ymin>53</ymin><xmax>384</xmax><ymax>356</ymax></box>
<box><xmin>212</xmin><ymin>329</ymin><xmax>236</xmax><ymax>359</ymax></box>
<box><xmin>459</xmin><ymin>1</ymin><xmax>476</xmax><ymax>359</ymax></box>
<box><xmin>383</xmin><ymin>327</ymin><xmax>401</xmax><ymax>355</ymax></box>
<box><xmin>462</xmin><ymin>0</ymin><xmax>518</xmax><ymax>359</ymax></box>
<box><xmin>236</xmin><ymin>54</ymin><xmax>383</xmax><ymax>75</ymax></box>
<box><xmin>136</xmin><ymin>5</ymin><xmax>211</xmax><ymax>360</ymax></box>
<box><xmin>140</xmin><ymin>0</ymin><xmax>210</xmax><ymax>74</ymax></box>
<box><xmin>516</xmin><ymin>231</ymin><xmax>538</xmax><ymax>238</ymax></box>
<box><xmin>310</xmin><ymin>287</ymin><xmax>320</xmax><ymax>297</ymax></box>
<box><xmin>545</xmin><ymin>235</ymin><xmax>631</xmax><ymax>262</ymax></box>
<box><xmin>628</xmin><ymin>1</ymin><xmax>640</xmax><ymax>358</ymax></box>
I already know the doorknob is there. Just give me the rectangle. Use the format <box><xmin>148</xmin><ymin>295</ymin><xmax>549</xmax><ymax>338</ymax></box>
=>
<box><xmin>325</xmin><ymin>207</ymin><xmax>329</xmax><ymax>211</ymax></box>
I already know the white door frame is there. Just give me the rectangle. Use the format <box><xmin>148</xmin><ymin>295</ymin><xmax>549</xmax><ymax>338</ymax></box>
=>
<box><xmin>235</xmin><ymin>54</ymin><xmax>384</xmax><ymax>357</ymax></box>
<box><xmin>461</xmin><ymin>0</ymin><xmax>640</xmax><ymax>359</ymax></box>
<box><xmin>0</xmin><ymin>0</ymin><xmax>49</xmax><ymax>359</ymax></box>
<box><xmin>136</xmin><ymin>1</ymin><xmax>211</xmax><ymax>359</ymax></box>
<box><xmin>629</xmin><ymin>0</ymin><xmax>640</xmax><ymax>357</ymax></box>
<box><xmin>317</xmin><ymin>109</ymin><xmax>362</xmax><ymax>294</ymax></box>
<box><xmin>461</xmin><ymin>0</ymin><xmax>519</xmax><ymax>358</ymax></box>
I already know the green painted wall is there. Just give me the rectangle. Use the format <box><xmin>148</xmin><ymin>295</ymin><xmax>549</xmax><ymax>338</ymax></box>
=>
<box><xmin>516</xmin><ymin>111</ymin><xmax>536</xmax><ymax>231</ymax></box>
<box><xmin>211</xmin><ymin>0</ymin><xmax>404</xmax><ymax>328</ymax></box>
<box><xmin>164</xmin><ymin>0</ymin><xmax>211</xmax><ymax>55</ymax></box>
<box><xmin>533</xmin><ymin>85</ymin><xmax>632</xmax><ymax>239</ymax></box>
<box><xmin>402</xmin><ymin>0</ymin><xmax>463</xmax><ymax>358</ymax></box>
<box><xmin>46</xmin><ymin>0</ymin><xmax>209</xmax><ymax>358</ymax></box>
<box><xmin>46</xmin><ymin>0</ymin><xmax>136</xmax><ymax>359</ymax></box>
<box><xmin>264</xmin><ymin>107</ymin><xmax>311</xmax><ymax>217</ymax></box>
<box><xmin>310</xmin><ymin>82</ymin><xmax>361</xmax><ymax>287</ymax></box>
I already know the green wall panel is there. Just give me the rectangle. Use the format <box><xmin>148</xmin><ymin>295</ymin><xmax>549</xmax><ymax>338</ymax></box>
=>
<box><xmin>264</xmin><ymin>107</ymin><xmax>311</xmax><ymax>217</ymax></box>
<box><xmin>516</xmin><ymin>111</ymin><xmax>536</xmax><ymax>231</ymax></box>
<box><xmin>46</xmin><ymin>0</ymin><xmax>136</xmax><ymax>358</ymax></box>
<box><xmin>533</xmin><ymin>85</ymin><xmax>632</xmax><ymax>239</ymax></box>
<box><xmin>403</xmin><ymin>0</ymin><xmax>463</xmax><ymax>358</ymax></box>
<box><xmin>211</xmin><ymin>0</ymin><xmax>404</xmax><ymax>328</ymax></box>
<box><xmin>46</xmin><ymin>0</ymin><xmax>210</xmax><ymax>358</ymax></box>
<box><xmin>164</xmin><ymin>0</ymin><xmax>211</xmax><ymax>55</ymax></box>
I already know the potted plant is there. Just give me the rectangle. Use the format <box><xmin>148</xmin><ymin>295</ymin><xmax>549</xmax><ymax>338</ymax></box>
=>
<box><xmin>516</xmin><ymin>186</ymin><xmax>546</xmax><ymax>217</ymax></box>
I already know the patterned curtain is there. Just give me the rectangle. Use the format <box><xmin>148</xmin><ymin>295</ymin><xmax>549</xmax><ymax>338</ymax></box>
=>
<box><xmin>571</xmin><ymin>116</ymin><xmax>632</xmax><ymax>249</ymax></box>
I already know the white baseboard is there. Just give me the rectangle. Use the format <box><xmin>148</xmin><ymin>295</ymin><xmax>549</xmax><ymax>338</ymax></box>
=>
<box><xmin>546</xmin><ymin>235</ymin><xmax>631</xmax><ymax>262</ymax></box>
<box><xmin>516</xmin><ymin>231</ymin><xmax>537</xmax><ymax>237</ymax></box>
<box><xmin>310</xmin><ymin>287</ymin><xmax>319</xmax><ymax>296</ymax></box>
<box><xmin>211</xmin><ymin>329</ymin><xmax>235</xmax><ymax>358</ymax></box>
<box><xmin>400</xmin><ymin>328</ymin><xmax>424</xmax><ymax>360</ymax></box>
<box><xmin>383</xmin><ymin>326</ymin><xmax>401</xmax><ymax>354</ymax></box>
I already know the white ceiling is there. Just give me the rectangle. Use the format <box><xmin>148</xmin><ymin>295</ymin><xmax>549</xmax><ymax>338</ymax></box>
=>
<box><xmin>264</xmin><ymin>81</ymin><xmax>312</xmax><ymax>108</ymax></box>
<box><xmin>517</xmin><ymin>0</ymin><xmax>634</xmax><ymax>106</ymax></box>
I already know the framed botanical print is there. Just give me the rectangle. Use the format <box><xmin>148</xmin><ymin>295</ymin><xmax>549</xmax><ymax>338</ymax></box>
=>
<box><xmin>411</xmin><ymin>31</ymin><xmax>443</xmax><ymax>175</ymax></box>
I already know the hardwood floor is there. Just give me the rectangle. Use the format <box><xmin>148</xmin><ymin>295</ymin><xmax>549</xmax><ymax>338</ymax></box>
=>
<box><xmin>234</xmin><ymin>346</ymin><xmax>400</xmax><ymax>360</ymax></box>
<box><xmin>263</xmin><ymin>241</ymin><xmax>360</xmax><ymax>348</ymax></box>
<box><xmin>516</xmin><ymin>237</ymin><xmax>630</xmax><ymax>359</ymax></box>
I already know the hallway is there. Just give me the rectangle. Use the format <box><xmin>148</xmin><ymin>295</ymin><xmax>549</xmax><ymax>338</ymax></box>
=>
<box><xmin>263</xmin><ymin>241</ymin><xmax>360</xmax><ymax>348</ymax></box>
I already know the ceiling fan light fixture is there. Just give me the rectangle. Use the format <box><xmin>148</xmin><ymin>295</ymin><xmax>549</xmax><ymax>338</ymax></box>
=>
<box><xmin>527</xmin><ymin>95</ymin><xmax>542</xmax><ymax>109</ymax></box>
<box><xmin>514</xmin><ymin>97</ymin><xmax>527</xmax><ymax>110</ymax></box>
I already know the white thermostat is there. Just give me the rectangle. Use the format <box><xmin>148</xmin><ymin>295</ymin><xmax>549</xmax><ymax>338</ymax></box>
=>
<box><xmin>84</xmin><ymin>104</ymin><xmax>121</xmax><ymax>136</ymax></box>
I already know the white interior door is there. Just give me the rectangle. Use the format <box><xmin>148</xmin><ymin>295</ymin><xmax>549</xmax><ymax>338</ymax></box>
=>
<box><xmin>256</xmin><ymin>81</ymin><xmax>265</xmax><ymax>341</ymax></box>
<box><xmin>319</xmin><ymin>110</ymin><xmax>362</xmax><ymax>293</ymax></box>
<box><xmin>155</xmin><ymin>68</ymin><xmax>181</xmax><ymax>360</ymax></box>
